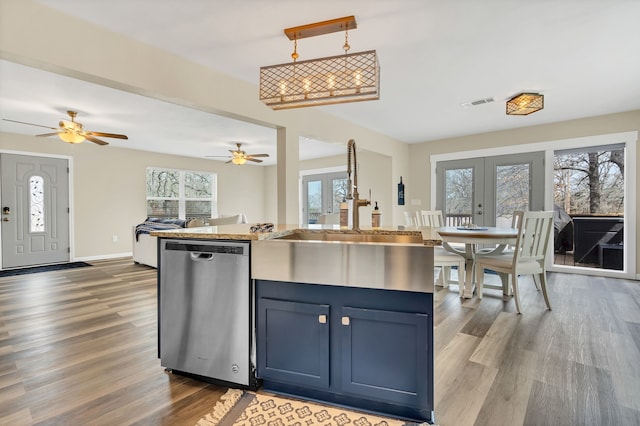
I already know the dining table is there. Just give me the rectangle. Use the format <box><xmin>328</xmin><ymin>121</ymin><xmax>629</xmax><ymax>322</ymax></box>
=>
<box><xmin>436</xmin><ymin>226</ymin><xmax>518</xmax><ymax>299</ymax></box>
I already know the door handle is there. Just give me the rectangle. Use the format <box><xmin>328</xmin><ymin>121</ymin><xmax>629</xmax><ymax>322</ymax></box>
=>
<box><xmin>318</xmin><ymin>315</ymin><xmax>327</xmax><ymax>324</ymax></box>
<box><xmin>341</xmin><ymin>316</ymin><xmax>350</xmax><ymax>326</ymax></box>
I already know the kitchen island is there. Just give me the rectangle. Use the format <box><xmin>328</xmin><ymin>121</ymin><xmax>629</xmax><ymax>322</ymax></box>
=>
<box><xmin>151</xmin><ymin>224</ymin><xmax>441</xmax><ymax>424</ymax></box>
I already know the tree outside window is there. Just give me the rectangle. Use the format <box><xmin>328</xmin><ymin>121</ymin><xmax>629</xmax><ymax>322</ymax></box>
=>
<box><xmin>554</xmin><ymin>147</ymin><xmax>624</xmax><ymax>215</ymax></box>
<box><xmin>146</xmin><ymin>168</ymin><xmax>216</xmax><ymax>218</ymax></box>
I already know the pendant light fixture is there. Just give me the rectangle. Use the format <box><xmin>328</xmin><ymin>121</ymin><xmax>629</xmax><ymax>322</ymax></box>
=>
<box><xmin>259</xmin><ymin>16</ymin><xmax>380</xmax><ymax>110</ymax></box>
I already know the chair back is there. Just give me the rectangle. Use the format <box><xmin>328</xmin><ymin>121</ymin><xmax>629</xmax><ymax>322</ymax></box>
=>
<box><xmin>514</xmin><ymin>211</ymin><xmax>554</xmax><ymax>263</ymax></box>
<box><xmin>511</xmin><ymin>210</ymin><xmax>523</xmax><ymax>229</ymax></box>
<box><xmin>317</xmin><ymin>213</ymin><xmax>340</xmax><ymax>224</ymax></box>
<box><xmin>208</xmin><ymin>214</ymin><xmax>244</xmax><ymax>226</ymax></box>
<box><xmin>403</xmin><ymin>211</ymin><xmax>415</xmax><ymax>227</ymax></box>
<box><xmin>419</xmin><ymin>210</ymin><xmax>445</xmax><ymax>227</ymax></box>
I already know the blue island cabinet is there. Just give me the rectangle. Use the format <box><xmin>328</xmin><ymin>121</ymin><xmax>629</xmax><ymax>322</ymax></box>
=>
<box><xmin>256</xmin><ymin>280</ymin><xmax>435</xmax><ymax>424</ymax></box>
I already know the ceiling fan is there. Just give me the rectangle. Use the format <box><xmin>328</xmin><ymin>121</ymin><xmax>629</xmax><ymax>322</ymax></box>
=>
<box><xmin>207</xmin><ymin>143</ymin><xmax>270</xmax><ymax>165</ymax></box>
<box><xmin>2</xmin><ymin>110</ymin><xmax>128</xmax><ymax>145</ymax></box>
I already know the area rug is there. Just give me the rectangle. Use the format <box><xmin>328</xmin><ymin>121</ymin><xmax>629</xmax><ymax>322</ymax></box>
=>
<box><xmin>0</xmin><ymin>261</ymin><xmax>91</xmax><ymax>277</ymax></box>
<box><xmin>197</xmin><ymin>388</ymin><xmax>412</xmax><ymax>426</ymax></box>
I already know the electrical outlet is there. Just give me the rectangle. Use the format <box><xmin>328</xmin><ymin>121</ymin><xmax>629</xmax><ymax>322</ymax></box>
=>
<box><xmin>112</xmin><ymin>235</ymin><xmax>118</xmax><ymax>243</ymax></box>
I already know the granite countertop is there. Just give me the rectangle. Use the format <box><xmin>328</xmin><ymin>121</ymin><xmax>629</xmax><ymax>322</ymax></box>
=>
<box><xmin>150</xmin><ymin>224</ymin><xmax>443</xmax><ymax>247</ymax></box>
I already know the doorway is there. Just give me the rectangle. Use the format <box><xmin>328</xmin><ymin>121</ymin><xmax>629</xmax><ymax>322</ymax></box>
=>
<box><xmin>553</xmin><ymin>144</ymin><xmax>625</xmax><ymax>271</ymax></box>
<box><xmin>1</xmin><ymin>153</ymin><xmax>70</xmax><ymax>268</ymax></box>
<box><xmin>435</xmin><ymin>152</ymin><xmax>544</xmax><ymax>227</ymax></box>
<box><xmin>301</xmin><ymin>171</ymin><xmax>348</xmax><ymax>224</ymax></box>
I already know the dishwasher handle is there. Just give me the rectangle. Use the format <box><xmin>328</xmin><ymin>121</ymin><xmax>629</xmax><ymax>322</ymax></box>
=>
<box><xmin>164</xmin><ymin>241</ymin><xmax>247</xmax><ymax>255</ymax></box>
<box><xmin>190</xmin><ymin>252</ymin><xmax>215</xmax><ymax>261</ymax></box>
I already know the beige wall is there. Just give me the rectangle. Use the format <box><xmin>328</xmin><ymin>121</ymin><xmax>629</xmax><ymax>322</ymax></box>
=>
<box><xmin>1</xmin><ymin>1</ymin><xmax>637</xmax><ymax>275</ymax></box>
<box><xmin>0</xmin><ymin>0</ymin><xmax>409</xmax><ymax>225</ymax></box>
<box><xmin>298</xmin><ymin>149</ymin><xmax>393</xmax><ymax>227</ymax></box>
<box><xmin>408</xmin><ymin>109</ymin><xmax>640</xmax><ymax>275</ymax></box>
<box><xmin>1</xmin><ymin>133</ymin><xmax>268</xmax><ymax>259</ymax></box>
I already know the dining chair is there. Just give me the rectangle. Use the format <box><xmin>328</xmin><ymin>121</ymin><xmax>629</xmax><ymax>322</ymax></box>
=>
<box><xmin>419</xmin><ymin>210</ymin><xmax>445</xmax><ymax>227</ymax></box>
<box><xmin>403</xmin><ymin>211</ymin><xmax>416</xmax><ymax>227</ymax></box>
<box><xmin>475</xmin><ymin>210</ymin><xmax>554</xmax><ymax>314</ymax></box>
<box><xmin>482</xmin><ymin>210</ymin><xmax>522</xmax><ymax>255</ymax></box>
<box><xmin>316</xmin><ymin>213</ymin><xmax>340</xmax><ymax>224</ymax></box>
<box><xmin>414</xmin><ymin>211</ymin><xmax>422</xmax><ymax>226</ymax></box>
<box><xmin>419</xmin><ymin>210</ymin><xmax>466</xmax><ymax>293</ymax></box>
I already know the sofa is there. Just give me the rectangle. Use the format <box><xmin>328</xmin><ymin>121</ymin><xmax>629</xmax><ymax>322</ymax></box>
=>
<box><xmin>132</xmin><ymin>214</ymin><xmax>247</xmax><ymax>268</ymax></box>
<box><xmin>132</xmin><ymin>217</ymin><xmax>204</xmax><ymax>268</ymax></box>
<box><xmin>207</xmin><ymin>213</ymin><xmax>247</xmax><ymax>226</ymax></box>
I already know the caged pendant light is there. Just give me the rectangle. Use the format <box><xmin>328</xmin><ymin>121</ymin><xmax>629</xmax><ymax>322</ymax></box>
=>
<box><xmin>259</xmin><ymin>16</ymin><xmax>380</xmax><ymax>110</ymax></box>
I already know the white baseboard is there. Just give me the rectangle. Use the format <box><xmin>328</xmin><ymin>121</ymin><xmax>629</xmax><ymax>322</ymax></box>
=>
<box><xmin>74</xmin><ymin>252</ymin><xmax>133</xmax><ymax>262</ymax></box>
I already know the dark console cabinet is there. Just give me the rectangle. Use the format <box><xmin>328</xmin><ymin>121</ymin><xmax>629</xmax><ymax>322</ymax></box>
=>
<box><xmin>572</xmin><ymin>217</ymin><xmax>623</xmax><ymax>267</ymax></box>
<box><xmin>256</xmin><ymin>280</ymin><xmax>434</xmax><ymax>424</ymax></box>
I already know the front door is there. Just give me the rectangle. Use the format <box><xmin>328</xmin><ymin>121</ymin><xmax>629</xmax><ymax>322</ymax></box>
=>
<box><xmin>1</xmin><ymin>153</ymin><xmax>70</xmax><ymax>268</ymax></box>
<box><xmin>436</xmin><ymin>152</ymin><xmax>544</xmax><ymax>227</ymax></box>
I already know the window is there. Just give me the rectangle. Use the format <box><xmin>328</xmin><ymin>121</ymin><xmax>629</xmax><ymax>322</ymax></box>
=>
<box><xmin>554</xmin><ymin>144</ymin><xmax>624</xmax><ymax>216</ymax></box>
<box><xmin>553</xmin><ymin>144</ymin><xmax>625</xmax><ymax>270</ymax></box>
<box><xmin>301</xmin><ymin>171</ymin><xmax>348</xmax><ymax>224</ymax></box>
<box><xmin>431</xmin><ymin>131</ymin><xmax>635</xmax><ymax>279</ymax></box>
<box><xmin>29</xmin><ymin>175</ymin><xmax>45</xmax><ymax>232</ymax></box>
<box><xmin>146</xmin><ymin>167</ymin><xmax>216</xmax><ymax>218</ymax></box>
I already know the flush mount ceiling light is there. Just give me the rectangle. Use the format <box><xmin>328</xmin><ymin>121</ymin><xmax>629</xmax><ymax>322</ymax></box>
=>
<box><xmin>506</xmin><ymin>93</ymin><xmax>544</xmax><ymax>115</ymax></box>
<box><xmin>259</xmin><ymin>16</ymin><xmax>380</xmax><ymax>110</ymax></box>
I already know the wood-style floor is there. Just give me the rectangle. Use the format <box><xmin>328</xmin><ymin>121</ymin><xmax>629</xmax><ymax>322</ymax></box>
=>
<box><xmin>1</xmin><ymin>258</ymin><xmax>639</xmax><ymax>425</ymax></box>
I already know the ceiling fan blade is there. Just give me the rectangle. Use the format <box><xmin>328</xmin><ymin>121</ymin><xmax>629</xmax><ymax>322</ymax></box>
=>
<box><xmin>85</xmin><ymin>131</ymin><xmax>128</xmax><ymax>139</ymax></box>
<box><xmin>225</xmin><ymin>159</ymin><xmax>233</xmax><ymax>164</ymax></box>
<box><xmin>85</xmin><ymin>135</ymin><xmax>109</xmax><ymax>146</ymax></box>
<box><xmin>247</xmin><ymin>158</ymin><xmax>263</xmax><ymax>163</ymax></box>
<box><xmin>2</xmin><ymin>118</ymin><xmax>58</xmax><ymax>130</ymax></box>
<box><xmin>247</xmin><ymin>153</ymin><xmax>269</xmax><ymax>158</ymax></box>
<box><xmin>36</xmin><ymin>132</ymin><xmax>61</xmax><ymax>137</ymax></box>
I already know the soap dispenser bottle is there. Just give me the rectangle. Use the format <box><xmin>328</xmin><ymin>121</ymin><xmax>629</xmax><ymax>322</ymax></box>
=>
<box><xmin>340</xmin><ymin>198</ymin><xmax>349</xmax><ymax>228</ymax></box>
<box><xmin>371</xmin><ymin>202</ymin><xmax>381</xmax><ymax>228</ymax></box>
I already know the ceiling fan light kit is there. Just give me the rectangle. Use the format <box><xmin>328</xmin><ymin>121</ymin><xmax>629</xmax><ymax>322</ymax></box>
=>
<box><xmin>506</xmin><ymin>93</ymin><xmax>544</xmax><ymax>115</ymax></box>
<box><xmin>259</xmin><ymin>16</ymin><xmax>380</xmax><ymax>110</ymax></box>
<box><xmin>2</xmin><ymin>110</ymin><xmax>128</xmax><ymax>145</ymax></box>
<box><xmin>58</xmin><ymin>131</ymin><xmax>85</xmax><ymax>144</ymax></box>
<box><xmin>207</xmin><ymin>143</ymin><xmax>270</xmax><ymax>165</ymax></box>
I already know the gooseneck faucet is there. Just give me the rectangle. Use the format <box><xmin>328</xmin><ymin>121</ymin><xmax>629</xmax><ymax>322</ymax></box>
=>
<box><xmin>346</xmin><ymin>139</ymin><xmax>371</xmax><ymax>231</ymax></box>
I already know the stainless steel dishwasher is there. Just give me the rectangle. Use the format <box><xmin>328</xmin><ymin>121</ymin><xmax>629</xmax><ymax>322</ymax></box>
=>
<box><xmin>159</xmin><ymin>238</ymin><xmax>255</xmax><ymax>387</ymax></box>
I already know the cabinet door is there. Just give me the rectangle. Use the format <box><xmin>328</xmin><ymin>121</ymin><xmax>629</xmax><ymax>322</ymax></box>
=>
<box><xmin>257</xmin><ymin>298</ymin><xmax>330</xmax><ymax>389</ymax></box>
<box><xmin>340</xmin><ymin>306</ymin><xmax>431</xmax><ymax>407</ymax></box>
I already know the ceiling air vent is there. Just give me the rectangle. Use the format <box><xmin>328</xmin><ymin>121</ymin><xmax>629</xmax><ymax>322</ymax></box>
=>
<box><xmin>460</xmin><ymin>97</ymin><xmax>495</xmax><ymax>108</ymax></box>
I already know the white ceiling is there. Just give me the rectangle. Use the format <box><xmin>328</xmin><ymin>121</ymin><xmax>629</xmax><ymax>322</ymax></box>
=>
<box><xmin>1</xmin><ymin>1</ymin><xmax>640</xmax><ymax>166</ymax></box>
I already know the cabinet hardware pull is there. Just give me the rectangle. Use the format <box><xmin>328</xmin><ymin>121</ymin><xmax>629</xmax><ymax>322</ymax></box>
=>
<box><xmin>342</xmin><ymin>316</ymin><xmax>350</xmax><ymax>326</ymax></box>
<box><xmin>318</xmin><ymin>315</ymin><xmax>327</xmax><ymax>324</ymax></box>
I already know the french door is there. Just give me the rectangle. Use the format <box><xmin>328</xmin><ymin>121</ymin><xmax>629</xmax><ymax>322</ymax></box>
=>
<box><xmin>1</xmin><ymin>153</ymin><xmax>70</xmax><ymax>268</ymax></box>
<box><xmin>435</xmin><ymin>152</ymin><xmax>544</xmax><ymax>227</ymax></box>
<box><xmin>302</xmin><ymin>172</ymin><xmax>348</xmax><ymax>224</ymax></box>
